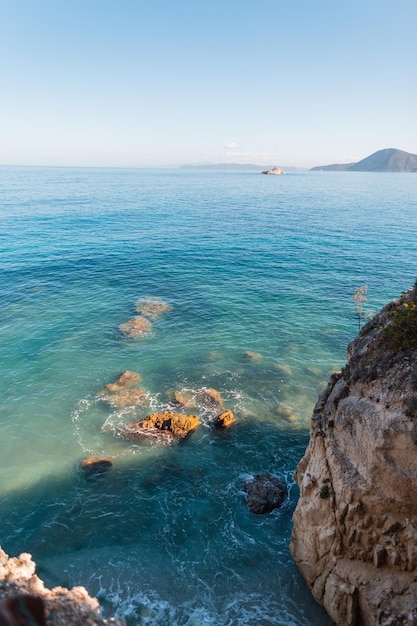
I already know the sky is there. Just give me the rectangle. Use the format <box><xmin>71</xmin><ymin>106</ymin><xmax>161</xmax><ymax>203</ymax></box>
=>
<box><xmin>1</xmin><ymin>0</ymin><xmax>416</xmax><ymax>168</ymax></box>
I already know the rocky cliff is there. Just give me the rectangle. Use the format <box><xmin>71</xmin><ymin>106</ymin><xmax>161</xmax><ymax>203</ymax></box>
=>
<box><xmin>0</xmin><ymin>547</ymin><xmax>125</xmax><ymax>626</ymax></box>
<box><xmin>290</xmin><ymin>284</ymin><xmax>417</xmax><ymax>625</ymax></box>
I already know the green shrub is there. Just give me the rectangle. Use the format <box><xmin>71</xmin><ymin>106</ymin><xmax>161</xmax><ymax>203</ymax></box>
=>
<box><xmin>383</xmin><ymin>283</ymin><xmax>417</xmax><ymax>353</ymax></box>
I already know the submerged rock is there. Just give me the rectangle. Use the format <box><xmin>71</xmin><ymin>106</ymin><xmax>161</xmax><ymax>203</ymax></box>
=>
<box><xmin>274</xmin><ymin>362</ymin><xmax>292</xmax><ymax>376</ymax></box>
<box><xmin>105</xmin><ymin>387</ymin><xmax>147</xmax><ymax>409</ymax></box>
<box><xmin>197</xmin><ymin>387</ymin><xmax>223</xmax><ymax>409</ymax></box>
<box><xmin>122</xmin><ymin>411</ymin><xmax>199</xmax><ymax>441</ymax></box>
<box><xmin>276</xmin><ymin>403</ymin><xmax>293</xmax><ymax>417</ymax></box>
<box><xmin>98</xmin><ymin>371</ymin><xmax>147</xmax><ymax>409</ymax></box>
<box><xmin>104</xmin><ymin>371</ymin><xmax>142</xmax><ymax>392</ymax></box>
<box><xmin>276</xmin><ymin>403</ymin><xmax>299</xmax><ymax>423</ymax></box>
<box><xmin>170</xmin><ymin>387</ymin><xmax>224</xmax><ymax>411</ymax></box>
<box><xmin>208</xmin><ymin>350</ymin><xmax>222</xmax><ymax>360</ymax></box>
<box><xmin>214</xmin><ymin>409</ymin><xmax>236</xmax><ymax>428</ymax></box>
<box><xmin>80</xmin><ymin>457</ymin><xmax>112</xmax><ymax>476</ymax></box>
<box><xmin>243</xmin><ymin>473</ymin><xmax>287</xmax><ymax>514</ymax></box>
<box><xmin>244</xmin><ymin>350</ymin><xmax>263</xmax><ymax>362</ymax></box>
<box><xmin>0</xmin><ymin>548</ymin><xmax>125</xmax><ymax>625</ymax></box>
<box><xmin>119</xmin><ymin>316</ymin><xmax>152</xmax><ymax>338</ymax></box>
<box><xmin>291</xmin><ymin>283</ymin><xmax>417</xmax><ymax>626</ymax></box>
<box><xmin>134</xmin><ymin>298</ymin><xmax>172</xmax><ymax>319</ymax></box>
<box><xmin>170</xmin><ymin>389</ymin><xmax>197</xmax><ymax>409</ymax></box>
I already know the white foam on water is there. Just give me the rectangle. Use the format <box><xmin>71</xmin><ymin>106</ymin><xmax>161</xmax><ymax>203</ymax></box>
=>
<box><xmin>101</xmin><ymin>585</ymin><xmax>313</xmax><ymax>626</ymax></box>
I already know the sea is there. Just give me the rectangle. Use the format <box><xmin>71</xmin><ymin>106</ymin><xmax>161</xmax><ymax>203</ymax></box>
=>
<box><xmin>0</xmin><ymin>166</ymin><xmax>416</xmax><ymax>625</ymax></box>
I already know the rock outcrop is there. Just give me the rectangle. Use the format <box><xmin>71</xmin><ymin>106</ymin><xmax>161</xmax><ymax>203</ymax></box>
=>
<box><xmin>80</xmin><ymin>457</ymin><xmax>113</xmax><ymax>476</ymax></box>
<box><xmin>215</xmin><ymin>409</ymin><xmax>236</xmax><ymax>429</ymax></box>
<box><xmin>290</xmin><ymin>284</ymin><xmax>417</xmax><ymax>625</ymax></box>
<box><xmin>0</xmin><ymin>548</ymin><xmax>124</xmax><ymax>625</ymax></box>
<box><xmin>244</xmin><ymin>473</ymin><xmax>288</xmax><ymax>514</ymax></box>
<box><xmin>122</xmin><ymin>410</ymin><xmax>199</xmax><ymax>441</ymax></box>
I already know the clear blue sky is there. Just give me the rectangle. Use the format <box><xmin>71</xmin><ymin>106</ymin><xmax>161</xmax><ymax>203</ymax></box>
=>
<box><xmin>1</xmin><ymin>0</ymin><xmax>416</xmax><ymax>167</ymax></box>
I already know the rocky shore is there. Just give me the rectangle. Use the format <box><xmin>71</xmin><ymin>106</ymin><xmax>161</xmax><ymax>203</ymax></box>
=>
<box><xmin>0</xmin><ymin>548</ymin><xmax>125</xmax><ymax>625</ymax></box>
<box><xmin>291</xmin><ymin>283</ymin><xmax>417</xmax><ymax>625</ymax></box>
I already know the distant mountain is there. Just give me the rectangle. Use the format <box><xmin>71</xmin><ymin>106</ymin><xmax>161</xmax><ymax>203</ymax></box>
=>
<box><xmin>311</xmin><ymin>149</ymin><xmax>417</xmax><ymax>172</ymax></box>
<box><xmin>310</xmin><ymin>162</ymin><xmax>354</xmax><ymax>172</ymax></box>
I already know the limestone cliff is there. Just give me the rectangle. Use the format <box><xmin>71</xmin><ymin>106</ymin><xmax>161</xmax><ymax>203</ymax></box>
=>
<box><xmin>0</xmin><ymin>547</ymin><xmax>125</xmax><ymax>626</ymax></box>
<box><xmin>291</xmin><ymin>284</ymin><xmax>417</xmax><ymax>625</ymax></box>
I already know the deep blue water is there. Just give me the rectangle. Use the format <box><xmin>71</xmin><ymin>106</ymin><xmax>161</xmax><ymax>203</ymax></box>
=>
<box><xmin>0</xmin><ymin>166</ymin><xmax>416</xmax><ymax>625</ymax></box>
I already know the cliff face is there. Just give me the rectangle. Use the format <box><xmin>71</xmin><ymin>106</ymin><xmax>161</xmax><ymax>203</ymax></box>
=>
<box><xmin>290</xmin><ymin>285</ymin><xmax>417</xmax><ymax>625</ymax></box>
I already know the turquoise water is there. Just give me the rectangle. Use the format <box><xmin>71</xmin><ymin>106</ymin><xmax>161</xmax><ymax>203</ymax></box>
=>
<box><xmin>0</xmin><ymin>167</ymin><xmax>416</xmax><ymax>624</ymax></box>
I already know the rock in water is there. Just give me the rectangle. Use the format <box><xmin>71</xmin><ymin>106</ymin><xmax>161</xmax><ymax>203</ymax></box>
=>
<box><xmin>197</xmin><ymin>387</ymin><xmax>223</xmax><ymax>409</ymax></box>
<box><xmin>170</xmin><ymin>389</ymin><xmax>197</xmax><ymax>409</ymax></box>
<box><xmin>98</xmin><ymin>371</ymin><xmax>147</xmax><ymax>409</ymax></box>
<box><xmin>123</xmin><ymin>411</ymin><xmax>199</xmax><ymax>441</ymax></box>
<box><xmin>104</xmin><ymin>387</ymin><xmax>147</xmax><ymax>409</ymax></box>
<box><xmin>244</xmin><ymin>473</ymin><xmax>287</xmax><ymax>514</ymax></box>
<box><xmin>80</xmin><ymin>457</ymin><xmax>112</xmax><ymax>476</ymax></box>
<box><xmin>214</xmin><ymin>410</ymin><xmax>236</xmax><ymax>428</ymax></box>
<box><xmin>104</xmin><ymin>371</ymin><xmax>142</xmax><ymax>391</ymax></box>
<box><xmin>290</xmin><ymin>283</ymin><xmax>417</xmax><ymax>626</ymax></box>
<box><xmin>119</xmin><ymin>316</ymin><xmax>152</xmax><ymax>338</ymax></box>
<box><xmin>134</xmin><ymin>298</ymin><xmax>172</xmax><ymax>319</ymax></box>
<box><xmin>243</xmin><ymin>350</ymin><xmax>263</xmax><ymax>361</ymax></box>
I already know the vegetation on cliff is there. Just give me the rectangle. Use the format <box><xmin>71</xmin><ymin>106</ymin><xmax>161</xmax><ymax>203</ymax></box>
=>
<box><xmin>382</xmin><ymin>281</ymin><xmax>417</xmax><ymax>353</ymax></box>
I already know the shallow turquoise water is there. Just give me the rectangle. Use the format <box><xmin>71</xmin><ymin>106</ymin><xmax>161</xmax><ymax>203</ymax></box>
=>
<box><xmin>0</xmin><ymin>167</ymin><xmax>416</xmax><ymax>624</ymax></box>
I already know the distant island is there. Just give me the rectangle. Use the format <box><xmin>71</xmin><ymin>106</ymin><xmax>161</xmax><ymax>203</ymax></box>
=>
<box><xmin>180</xmin><ymin>163</ymin><xmax>303</xmax><ymax>172</ymax></box>
<box><xmin>180</xmin><ymin>163</ymin><xmax>267</xmax><ymax>171</ymax></box>
<box><xmin>311</xmin><ymin>148</ymin><xmax>417</xmax><ymax>172</ymax></box>
<box><xmin>261</xmin><ymin>166</ymin><xmax>285</xmax><ymax>175</ymax></box>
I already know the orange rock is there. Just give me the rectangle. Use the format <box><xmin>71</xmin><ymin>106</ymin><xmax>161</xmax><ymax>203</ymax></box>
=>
<box><xmin>80</xmin><ymin>457</ymin><xmax>112</xmax><ymax>475</ymax></box>
<box><xmin>215</xmin><ymin>410</ymin><xmax>236</xmax><ymax>428</ymax></box>
<box><xmin>124</xmin><ymin>411</ymin><xmax>199</xmax><ymax>440</ymax></box>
